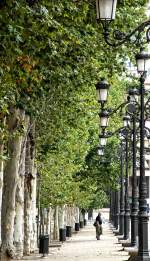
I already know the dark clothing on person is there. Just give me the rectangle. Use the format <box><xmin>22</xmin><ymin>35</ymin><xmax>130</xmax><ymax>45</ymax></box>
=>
<box><xmin>95</xmin><ymin>214</ymin><xmax>102</xmax><ymax>240</ymax></box>
<box><xmin>96</xmin><ymin>215</ymin><xmax>102</xmax><ymax>225</ymax></box>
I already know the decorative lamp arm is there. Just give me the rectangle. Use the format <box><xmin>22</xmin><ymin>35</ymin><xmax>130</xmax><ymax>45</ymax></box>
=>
<box><xmin>104</xmin><ymin>127</ymin><xmax>125</xmax><ymax>138</ymax></box>
<box><xmin>106</xmin><ymin>100</ymin><xmax>129</xmax><ymax>117</ymax></box>
<box><xmin>100</xmin><ymin>19</ymin><xmax>150</xmax><ymax>47</ymax></box>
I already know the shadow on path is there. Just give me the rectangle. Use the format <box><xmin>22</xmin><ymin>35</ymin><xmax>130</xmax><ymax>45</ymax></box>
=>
<box><xmin>22</xmin><ymin>209</ymin><xmax>129</xmax><ymax>261</ymax></box>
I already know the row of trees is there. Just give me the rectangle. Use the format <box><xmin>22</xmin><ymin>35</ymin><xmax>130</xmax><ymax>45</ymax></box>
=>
<box><xmin>0</xmin><ymin>0</ymin><xmax>147</xmax><ymax>260</ymax></box>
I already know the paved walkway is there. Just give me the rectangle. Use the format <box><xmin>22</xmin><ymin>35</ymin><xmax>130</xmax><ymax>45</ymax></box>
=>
<box><xmin>23</xmin><ymin>211</ymin><xmax>129</xmax><ymax>261</ymax></box>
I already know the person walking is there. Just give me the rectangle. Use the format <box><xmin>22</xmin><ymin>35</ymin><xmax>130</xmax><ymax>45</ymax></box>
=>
<box><xmin>95</xmin><ymin>212</ymin><xmax>102</xmax><ymax>240</ymax></box>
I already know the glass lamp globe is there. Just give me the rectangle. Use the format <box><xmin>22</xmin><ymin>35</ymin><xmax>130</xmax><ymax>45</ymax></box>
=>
<box><xmin>144</xmin><ymin>75</ymin><xmax>150</xmax><ymax>91</ymax></box>
<box><xmin>137</xmin><ymin>139</ymin><xmax>149</xmax><ymax>149</ymax></box>
<box><xmin>145</xmin><ymin>120</ymin><xmax>150</xmax><ymax>130</ymax></box>
<box><xmin>99</xmin><ymin>110</ymin><xmax>109</xmax><ymax>128</ymax></box>
<box><xmin>119</xmin><ymin>134</ymin><xmax>124</xmax><ymax>141</ymax></box>
<box><xmin>98</xmin><ymin>147</ymin><xmax>104</xmax><ymax>156</ymax></box>
<box><xmin>128</xmin><ymin>88</ymin><xmax>139</xmax><ymax>102</ymax></box>
<box><xmin>101</xmin><ymin>138</ymin><xmax>106</xmax><ymax>146</ymax></box>
<box><xmin>123</xmin><ymin>115</ymin><xmax>130</xmax><ymax>127</ymax></box>
<box><xmin>96</xmin><ymin>0</ymin><xmax>117</xmax><ymax>21</ymax></box>
<box><xmin>135</xmin><ymin>48</ymin><xmax>150</xmax><ymax>73</ymax></box>
<box><xmin>99</xmin><ymin>135</ymin><xmax>107</xmax><ymax>146</ymax></box>
<box><xmin>144</xmin><ymin>138</ymin><xmax>149</xmax><ymax>149</ymax></box>
<box><xmin>96</xmin><ymin>78</ymin><xmax>110</xmax><ymax>104</ymax></box>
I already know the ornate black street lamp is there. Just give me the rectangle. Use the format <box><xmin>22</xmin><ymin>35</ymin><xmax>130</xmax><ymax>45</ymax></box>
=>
<box><xmin>96</xmin><ymin>0</ymin><xmax>150</xmax><ymax>47</ymax></box>
<box><xmin>110</xmin><ymin>190</ymin><xmax>115</xmax><ymax>226</ymax></box>
<box><xmin>131</xmin><ymin>115</ymin><xmax>139</xmax><ymax>247</ymax></box>
<box><xmin>95</xmin><ymin>2</ymin><xmax>150</xmax><ymax>259</ymax></box>
<box><xmin>110</xmin><ymin>144</ymin><xmax>123</xmax><ymax>232</ymax></box>
<box><xmin>96</xmin><ymin>78</ymin><xmax>132</xmax><ymax>236</ymax></box>
<box><xmin>135</xmin><ymin>49</ymin><xmax>150</xmax><ymax>260</ymax></box>
<box><xmin>126</xmin><ymin>81</ymin><xmax>150</xmax><ymax>248</ymax></box>
<box><xmin>110</xmin><ymin>190</ymin><xmax>120</xmax><ymax>228</ymax></box>
<box><xmin>127</xmin><ymin>88</ymin><xmax>139</xmax><ymax>247</ymax></box>
<box><xmin>123</xmin><ymin>115</ymin><xmax>131</xmax><ymax>241</ymax></box>
<box><xmin>113</xmin><ymin>189</ymin><xmax>120</xmax><ymax>230</ymax></box>
<box><xmin>110</xmin><ymin>188</ymin><xmax>120</xmax><ymax>230</ymax></box>
<box><xmin>119</xmin><ymin>137</ymin><xmax>125</xmax><ymax>236</ymax></box>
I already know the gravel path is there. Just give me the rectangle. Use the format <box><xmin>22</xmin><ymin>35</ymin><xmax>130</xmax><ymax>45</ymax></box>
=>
<box><xmin>22</xmin><ymin>211</ymin><xmax>129</xmax><ymax>261</ymax></box>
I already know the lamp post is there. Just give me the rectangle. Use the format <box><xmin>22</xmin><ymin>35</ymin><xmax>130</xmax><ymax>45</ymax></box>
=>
<box><xmin>111</xmin><ymin>191</ymin><xmax>115</xmax><ymax>227</ymax></box>
<box><xmin>97</xmin><ymin>79</ymin><xmax>121</xmax><ymax>230</ymax></box>
<box><xmin>95</xmin><ymin>2</ymin><xmax>150</xmax><ymax>259</ymax></box>
<box><xmin>127</xmin><ymin>88</ymin><xmax>139</xmax><ymax>247</ymax></box>
<box><xmin>127</xmin><ymin>81</ymin><xmax>150</xmax><ymax>248</ymax></box>
<box><xmin>119</xmin><ymin>137</ymin><xmax>125</xmax><ymax>236</ymax></box>
<box><xmin>123</xmin><ymin>116</ymin><xmax>131</xmax><ymax>240</ymax></box>
<box><xmin>95</xmin><ymin>0</ymin><xmax>150</xmax><ymax>47</ymax></box>
<box><xmin>96</xmin><ymin>78</ymin><xmax>132</xmax><ymax>236</ymax></box>
<box><xmin>37</xmin><ymin>172</ymin><xmax>41</xmax><ymax>245</ymax></box>
<box><xmin>135</xmin><ymin>49</ymin><xmax>150</xmax><ymax>260</ymax></box>
<box><xmin>110</xmin><ymin>190</ymin><xmax>118</xmax><ymax>227</ymax></box>
<box><xmin>131</xmin><ymin>114</ymin><xmax>138</xmax><ymax>247</ymax></box>
<box><xmin>114</xmin><ymin>189</ymin><xmax>120</xmax><ymax>231</ymax></box>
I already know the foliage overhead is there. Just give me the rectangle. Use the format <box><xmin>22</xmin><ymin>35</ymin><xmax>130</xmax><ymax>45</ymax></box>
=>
<box><xmin>0</xmin><ymin>0</ymin><xmax>148</xmax><ymax>209</ymax></box>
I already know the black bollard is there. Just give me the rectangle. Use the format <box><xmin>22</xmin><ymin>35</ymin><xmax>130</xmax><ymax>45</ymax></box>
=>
<box><xmin>75</xmin><ymin>222</ymin><xmax>80</xmax><ymax>231</ymax></box>
<box><xmin>59</xmin><ymin>228</ymin><xmax>66</xmax><ymax>242</ymax></box>
<box><xmin>39</xmin><ymin>234</ymin><xmax>49</xmax><ymax>257</ymax></box>
<box><xmin>80</xmin><ymin>221</ymin><xmax>84</xmax><ymax>228</ymax></box>
<box><xmin>66</xmin><ymin>226</ymin><xmax>72</xmax><ymax>237</ymax></box>
<box><xmin>84</xmin><ymin>219</ymin><xmax>87</xmax><ymax>226</ymax></box>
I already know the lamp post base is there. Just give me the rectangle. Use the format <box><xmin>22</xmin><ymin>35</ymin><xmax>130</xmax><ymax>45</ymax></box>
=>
<box><xmin>130</xmin><ymin>214</ymin><xmax>138</xmax><ymax>247</ymax></box>
<box><xmin>129</xmin><ymin>255</ymin><xmax>150</xmax><ymax>261</ymax></box>
<box><xmin>124</xmin><ymin>212</ymin><xmax>130</xmax><ymax>240</ymax></box>
<box><xmin>119</xmin><ymin>213</ymin><xmax>124</xmax><ymax>235</ymax></box>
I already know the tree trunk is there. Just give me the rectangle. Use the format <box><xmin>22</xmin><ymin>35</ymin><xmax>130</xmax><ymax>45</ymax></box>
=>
<box><xmin>30</xmin><ymin>168</ymin><xmax>37</xmax><ymax>253</ymax></box>
<box><xmin>24</xmin><ymin>120</ymin><xmax>35</xmax><ymax>255</ymax></box>
<box><xmin>46</xmin><ymin>209</ymin><xmax>50</xmax><ymax>235</ymax></box>
<box><xmin>14</xmin><ymin>176</ymin><xmax>24</xmax><ymax>259</ymax></box>
<box><xmin>0</xmin><ymin>142</ymin><xmax>4</xmax><ymax>245</ymax></box>
<box><xmin>75</xmin><ymin>207</ymin><xmax>79</xmax><ymax>223</ymax></box>
<box><xmin>49</xmin><ymin>207</ymin><xmax>54</xmax><ymax>242</ymax></box>
<box><xmin>79</xmin><ymin>210</ymin><xmax>84</xmax><ymax>222</ymax></box>
<box><xmin>14</xmin><ymin>115</ymin><xmax>29</xmax><ymax>259</ymax></box>
<box><xmin>67</xmin><ymin>206</ymin><xmax>72</xmax><ymax>226</ymax></box>
<box><xmin>53</xmin><ymin>206</ymin><xmax>59</xmax><ymax>240</ymax></box>
<box><xmin>40</xmin><ymin>209</ymin><xmax>45</xmax><ymax>235</ymax></box>
<box><xmin>71</xmin><ymin>206</ymin><xmax>76</xmax><ymax>227</ymax></box>
<box><xmin>58</xmin><ymin>205</ymin><xmax>65</xmax><ymax>228</ymax></box>
<box><xmin>36</xmin><ymin>175</ymin><xmax>40</xmax><ymax>247</ymax></box>
<box><xmin>1</xmin><ymin>108</ymin><xmax>25</xmax><ymax>261</ymax></box>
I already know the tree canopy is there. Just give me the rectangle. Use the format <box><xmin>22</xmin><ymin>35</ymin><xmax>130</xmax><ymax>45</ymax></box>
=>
<box><xmin>0</xmin><ymin>0</ymin><xmax>148</xmax><ymax>209</ymax></box>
